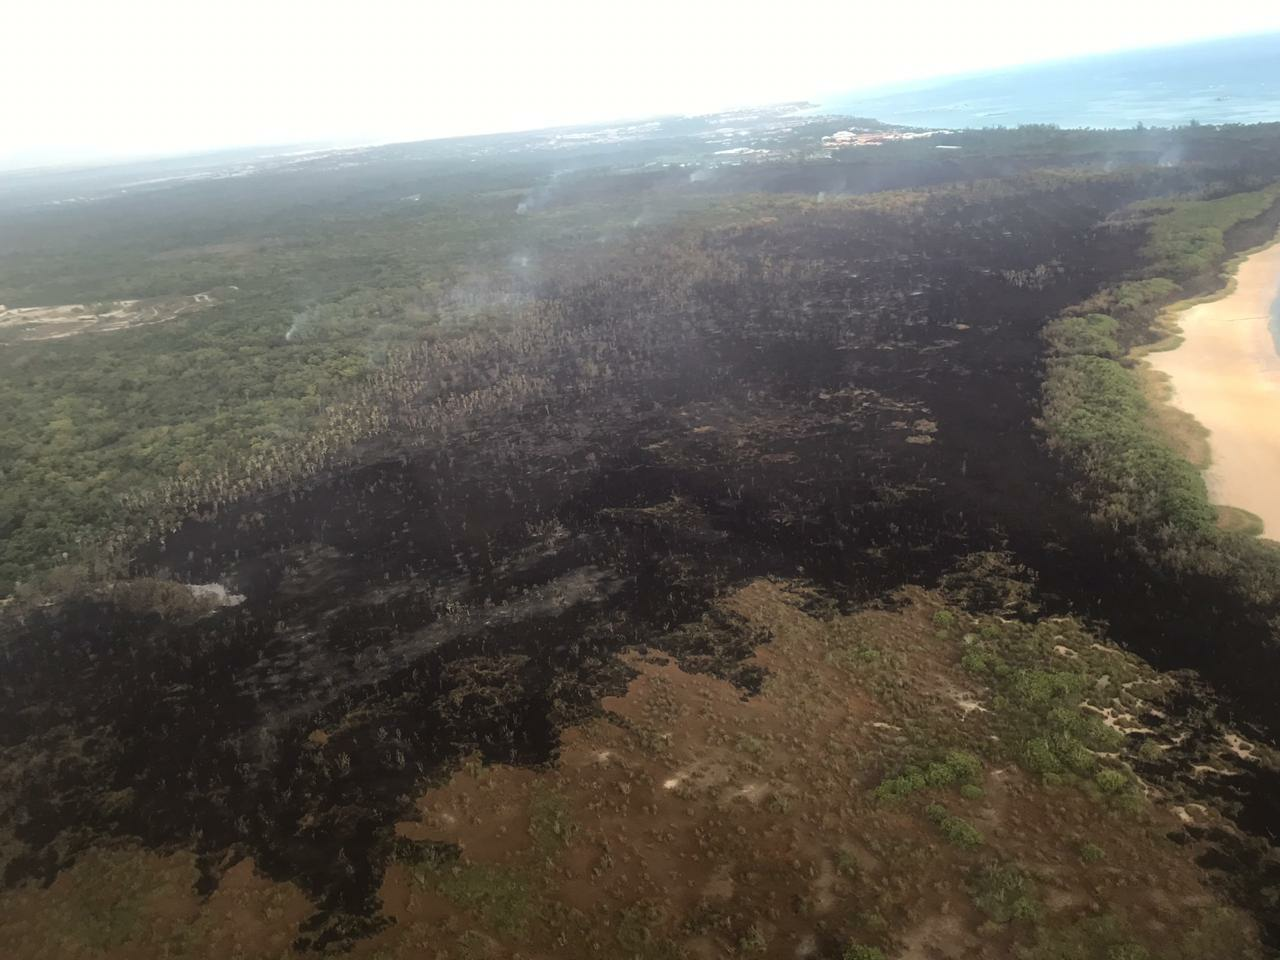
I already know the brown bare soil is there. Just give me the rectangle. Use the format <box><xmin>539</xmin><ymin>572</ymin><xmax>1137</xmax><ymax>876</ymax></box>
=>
<box><xmin>333</xmin><ymin>581</ymin><xmax>1269</xmax><ymax>958</ymax></box>
<box><xmin>0</xmin><ymin>850</ymin><xmax>310</xmax><ymax>960</ymax></box>
<box><xmin>0</xmin><ymin>579</ymin><xmax>1263</xmax><ymax>958</ymax></box>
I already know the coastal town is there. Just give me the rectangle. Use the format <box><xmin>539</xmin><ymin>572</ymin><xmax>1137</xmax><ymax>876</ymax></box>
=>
<box><xmin>821</xmin><ymin>127</ymin><xmax>950</xmax><ymax>148</ymax></box>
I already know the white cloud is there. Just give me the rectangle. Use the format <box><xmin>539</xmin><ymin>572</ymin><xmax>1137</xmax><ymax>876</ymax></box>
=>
<box><xmin>5</xmin><ymin>0</ymin><xmax>1280</xmax><ymax>167</ymax></box>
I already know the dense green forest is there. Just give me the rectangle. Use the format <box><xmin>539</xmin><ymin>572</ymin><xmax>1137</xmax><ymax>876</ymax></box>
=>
<box><xmin>0</xmin><ymin>151</ymin><xmax>691</xmax><ymax>589</ymax></box>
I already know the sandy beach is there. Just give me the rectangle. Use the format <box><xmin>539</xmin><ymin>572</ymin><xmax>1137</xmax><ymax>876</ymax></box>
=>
<box><xmin>1147</xmin><ymin>241</ymin><xmax>1280</xmax><ymax>537</ymax></box>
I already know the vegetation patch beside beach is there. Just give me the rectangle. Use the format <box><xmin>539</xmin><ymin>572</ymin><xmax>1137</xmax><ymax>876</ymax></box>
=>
<box><xmin>1041</xmin><ymin>181</ymin><xmax>1280</xmax><ymax>599</ymax></box>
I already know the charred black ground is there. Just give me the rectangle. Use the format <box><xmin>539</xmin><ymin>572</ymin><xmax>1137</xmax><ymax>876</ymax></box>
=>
<box><xmin>5</xmin><ymin>136</ymin><xmax>1280</xmax><ymax>951</ymax></box>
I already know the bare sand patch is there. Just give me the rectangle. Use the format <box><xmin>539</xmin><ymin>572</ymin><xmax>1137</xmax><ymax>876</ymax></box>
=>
<box><xmin>0</xmin><ymin>288</ymin><xmax>230</xmax><ymax>344</ymax></box>
<box><xmin>1147</xmin><ymin>241</ymin><xmax>1280</xmax><ymax>537</ymax></box>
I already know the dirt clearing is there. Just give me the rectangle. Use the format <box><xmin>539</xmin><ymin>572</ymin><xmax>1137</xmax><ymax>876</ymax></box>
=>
<box><xmin>0</xmin><ymin>288</ymin><xmax>230</xmax><ymax>344</ymax></box>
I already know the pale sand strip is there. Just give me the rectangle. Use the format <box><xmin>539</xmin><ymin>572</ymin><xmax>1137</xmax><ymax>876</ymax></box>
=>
<box><xmin>1147</xmin><ymin>241</ymin><xmax>1280</xmax><ymax>536</ymax></box>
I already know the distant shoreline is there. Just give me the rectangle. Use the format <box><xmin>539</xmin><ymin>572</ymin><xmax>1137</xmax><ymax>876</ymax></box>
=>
<box><xmin>1147</xmin><ymin>240</ymin><xmax>1280</xmax><ymax>538</ymax></box>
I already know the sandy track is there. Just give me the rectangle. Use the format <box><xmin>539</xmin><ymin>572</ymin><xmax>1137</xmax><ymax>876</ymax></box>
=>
<box><xmin>1148</xmin><ymin>241</ymin><xmax>1280</xmax><ymax>536</ymax></box>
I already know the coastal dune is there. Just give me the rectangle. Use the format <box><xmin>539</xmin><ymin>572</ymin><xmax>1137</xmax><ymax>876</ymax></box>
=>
<box><xmin>1147</xmin><ymin>241</ymin><xmax>1280</xmax><ymax>537</ymax></box>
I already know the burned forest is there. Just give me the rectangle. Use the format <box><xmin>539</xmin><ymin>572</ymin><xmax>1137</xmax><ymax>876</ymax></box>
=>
<box><xmin>5</xmin><ymin>118</ymin><xmax>1280</xmax><ymax>959</ymax></box>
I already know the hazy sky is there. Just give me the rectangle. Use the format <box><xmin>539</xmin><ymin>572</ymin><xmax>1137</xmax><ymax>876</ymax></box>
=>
<box><xmin>7</xmin><ymin>0</ymin><xmax>1280</xmax><ymax>169</ymax></box>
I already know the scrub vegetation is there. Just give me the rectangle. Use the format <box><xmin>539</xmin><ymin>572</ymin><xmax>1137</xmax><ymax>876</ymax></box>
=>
<box><xmin>1042</xmin><ymin>181</ymin><xmax>1280</xmax><ymax>540</ymax></box>
<box><xmin>0</xmin><ymin>582</ymin><xmax>1266</xmax><ymax>958</ymax></box>
<box><xmin>1040</xmin><ymin>178</ymin><xmax>1280</xmax><ymax>703</ymax></box>
<box><xmin>4</xmin><ymin>114</ymin><xmax>1280</xmax><ymax>957</ymax></box>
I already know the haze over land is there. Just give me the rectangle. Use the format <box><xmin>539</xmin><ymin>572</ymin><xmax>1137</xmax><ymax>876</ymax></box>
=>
<box><xmin>6</xmin><ymin>1</ymin><xmax>1280</xmax><ymax>169</ymax></box>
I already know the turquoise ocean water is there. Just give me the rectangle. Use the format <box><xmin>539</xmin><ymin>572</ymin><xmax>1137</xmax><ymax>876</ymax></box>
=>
<box><xmin>825</xmin><ymin>33</ymin><xmax>1280</xmax><ymax>356</ymax></box>
<box><xmin>821</xmin><ymin>33</ymin><xmax>1280</xmax><ymax>130</ymax></box>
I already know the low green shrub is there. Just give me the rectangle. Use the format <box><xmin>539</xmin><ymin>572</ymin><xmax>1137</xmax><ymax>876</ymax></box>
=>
<box><xmin>926</xmin><ymin>803</ymin><xmax>983</xmax><ymax>848</ymax></box>
<box><xmin>1079</xmin><ymin>841</ymin><xmax>1105</xmax><ymax>864</ymax></box>
<box><xmin>874</xmin><ymin>750</ymin><xmax>983</xmax><ymax>802</ymax></box>
<box><xmin>968</xmin><ymin>862</ymin><xmax>1040</xmax><ymax>924</ymax></box>
<box><xmin>1043</xmin><ymin>313</ymin><xmax>1121</xmax><ymax>358</ymax></box>
<box><xmin>1094</xmin><ymin>768</ymin><xmax>1130</xmax><ymax>795</ymax></box>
